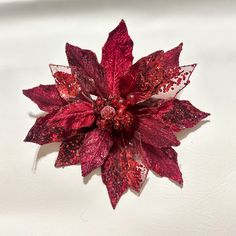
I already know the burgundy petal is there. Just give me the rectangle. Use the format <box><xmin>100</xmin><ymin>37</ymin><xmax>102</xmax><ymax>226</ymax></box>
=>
<box><xmin>24</xmin><ymin>111</ymin><xmax>66</xmax><ymax>145</ymax></box>
<box><xmin>137</xmin><ymin>116</ymin><xmax>180</xmax><ymax>148</ymax></box>
<box><xmin>162</xmin><ymin>43</ymin><xmax>183</xmax><ymax>68</ymax></box>
<box><xmin>102</xmin><ymin>142</ymin><xmax>148</xmax><ymax>209</ymax></box>
<box><xmin>23</xmin><ymin>84</ymin><xmax>67</xmax><ymax>112</ymax></box>
<box><xmin>120</xmin><ymin>44</ymin><xmax>191</xmax><ymax>102</ymax></box>
<box><xmin>101</xmin><ymin>20</ymin><xmax>133</xmax><ymax>96</ymax></box>
<box><xmin>55</xmin><ymin>133</ymin><xmax>85</xmax><ymax>168</ymax></box>
<box><xmin>155</xmin><ymin>64</ymin><xmax>197</xmax><ymax>99</ymax></box>
<box><xmin>66</xmin><ymin>43</ymin><xmax>107</xmax><ymax>97</ymax></box>
<box><xmin>50</xmin><ymin>64</ymin><xmax>82</xmax><ymax>102</ymax></box>
<box><xmin>79</xmin><ymin>129</ymin><xmax>113</xmax><ymax>176</ymax></box>
<box><xmin>119</xmin><ymin>50</ymin><xmax>164</xmax><ymax>101</ymax></box>
<box><xmin>159</xmin><ymin>99</ymin><xmax>210</xmax><ymax>132</ymax></box>
<box><xmin>142</xmin><ymin>143</ymin><xmax>183</xmax><ymax>184</ymax></box>
<box><xmin>48</xmin><ymin>101</ymin><xmax>95</xmax><ymax>131</ymax></box>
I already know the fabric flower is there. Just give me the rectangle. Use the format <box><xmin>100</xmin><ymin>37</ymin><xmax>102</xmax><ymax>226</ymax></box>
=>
<box><xmin>23</xmin><ymin>20</ymin><xmax>210</xmax><ymax>209</ymax></box>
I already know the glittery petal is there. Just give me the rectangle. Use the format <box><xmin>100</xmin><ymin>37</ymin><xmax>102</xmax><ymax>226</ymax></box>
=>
<box><xmin>120</xmin><ymin>50</ymin><xmax>164</xmax><ymax>101</ymax></box>
<box><xmin>48</xmin><ymin>101</ymin><xmax>95</xmax><ymax>131</ymax></box>
<box><xmin>55</xmin><ymin>133</ymin><xmax>85</xmax><ymax>168</ymax></box>
<box><xmin>162</xmin><ymin>43</ymin><xmax>183</xmax><ymax>68</ymax></box>
<box><xmin>50</xmin><ymin>64</ymin><xmax>82</xmax><ymax>102</ymax></box>
<box><xmin>79</xmin><ymin>129</ymin><xmax>113</xmax><ymax>176</ymax></box>
<box><xmin>137</xmin><ymin>116</ymin><xmax>180</xmax><ymax>148</ymax></box>
<box><xmin>160</xmin><ymin>99</ymin><xmax>210</xmax><ymax>132</ymax></box>
<box><xmin>24</xmin><ymin>111</ymin><xmax>65</xmax><ymax>145</ymax></box>
<box><xmin>102</xmin><ymin>142</ymin><xmax>148</xmax><ymax>209</ymax></box>
<box><xmin>142</xmin><ymin>143</ymin><xmax>183</xmax><ymax>184</ymax></box>
<box><xmin>23</xmin><ymin>84</ymin><xmax>67</xmax><ymax>112</ymax></box>
<box><xmin>101</xmin><ymin>19</ymin><xmax>133</xmax><ymax>96</ymax></box>
<box><xmin>155</xmin><ymin>64</ymin><xmax>197</xmax><ymax>99</ymax></box>
<box><xmin>66</xmin><ymin>43</ymin><xmax>107</xmax><ymax>97</ymax></box>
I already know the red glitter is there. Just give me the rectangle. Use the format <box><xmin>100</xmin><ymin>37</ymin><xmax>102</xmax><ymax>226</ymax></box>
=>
<box><xmin>23</xmin><ymin>20</ymin><xmax>210</xmax><ymax>209</ymax></box>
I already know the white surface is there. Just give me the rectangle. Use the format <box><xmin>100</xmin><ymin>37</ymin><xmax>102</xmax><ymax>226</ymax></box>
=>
<box><xmin>0</xmin><ymin>1</ymin><xmax>236</xmax><ymax>235</ymax></box>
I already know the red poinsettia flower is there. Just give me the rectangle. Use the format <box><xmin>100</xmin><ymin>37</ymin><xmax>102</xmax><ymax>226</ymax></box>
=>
<box><xmin>23</xmin><ymin>20</ymin><xmax>210</xmax><ymax>209</ymax></box>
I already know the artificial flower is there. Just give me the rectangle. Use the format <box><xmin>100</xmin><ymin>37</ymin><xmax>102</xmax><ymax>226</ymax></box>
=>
<box><xmin>23</xmin><ymin>20</ymin><xmax>210</xmax><ymax>208</ymax></box>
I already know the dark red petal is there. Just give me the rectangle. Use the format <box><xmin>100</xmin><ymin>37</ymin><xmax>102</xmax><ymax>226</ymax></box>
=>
<box><xmin>102</xmin><ymin>142</ymin><xmax>148</xmax><ymax>209</ymax></box>
<box><xmin>101</xmin><ymin>20</ymin><xmax>133</xmax><ymax>96</ymax></box>
<box><xmin>23</xmin><ymin>84</ymin><xmax>67</xmax><ymax>112</ymax></box>
<box><xmin>120</xmin><ymin>45</ymin><xmax>192</xmax><ymax>102</ymax></box>
<box><xmin>102</xmin><ymin>146</ymin><xmax>128</xmax><ymax>209</ymax></box>
<box><xmin>159</xmin><ymin>99</ymin><xmax>210</xmax><ymax>132</ymax></box>
<box><xmin>48</xmin><ymin>101</ymin><xmax>95</xmax><ymax>131</ymax></box>
<box><xmin>66</xmin><ymin>43</ymin><xmax>107</xmax><ymax>97</ymax></box>
<box><xmin>79</xmin><ymin>129</ymin><xmax>113</xmax><ymax>176</ymax></box>
<box><xmin>50</xmin><ymin>64</ymin><xmax>82</xmax><ymax>102</ymax></box>
<box><xmin>137</xmin><ymin>116</ymin><xmax>180</xmax><ymax>148</ymax></box>
<box><xmin>142</xmin><ymin>143</ymin><xmax>183</xmax><ymax>184</ymax></box>
<box><xmin>155</xmin><ymin>64</ymin><xmax>197</xmax><ymax>99</ymax></box>
<box><xmin>134</xmin><ymin>98</ymin><xmax>166</xmax><ymax>116</ymax></box>
<box><xmin>55</xmin><ymin>133</ymin><xmax>85</xmax><ymax>168</ymax></box>
<box><xmin>120</xmin><ymin>50</ymin><xmax>164</xmax><ymax>101</ymax></box>
<box><xmin>162</xmin><ymin>43</ymin><xmax>183</xmax><ymax>68</ymax></box>
<box><xmin>24</xmin><ymin>111</ymin><xmax>66</xmax><ymax>145</ymax></box>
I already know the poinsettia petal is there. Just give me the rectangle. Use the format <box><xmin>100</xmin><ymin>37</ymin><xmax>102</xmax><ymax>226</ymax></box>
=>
<box><xmin>162</xmin><ymin>43</ymin><xmax>183</xmax><ymax>68</ymax></box>
<box><xmin>126</xmin><ymin>159</ymin><xmax>148</xmax><ymax>193</ymax></box>
<box><xmin>102</xmin><ymin>141</ymin><xmax>148</xmax><ymax>209</ymax></box>
<box><xmin>23</xmin><ymin>84</ymin><xmax>67</xmax><ymax>112</ymax></box>
<box><xmin>120</xmin><ymin>50</ymin><xmax>164</xmax><ymax>101</ymax></box>
<box><xmin>79</xmin><ymin>129</ymin><xmax>113</xmax><ymax>176</ymax></box>
<box><xmin>66</xmin><ymin>43</ymin><xmax>107</xmax><ymax>97</ymax></box>
<box><xmin>159</xmin><ymin>99</ymin><xmax>210</xmax><ymax>132</ymax></box>
<box><xmin>102</xmin><ymin>145</ymin><xmax>128</xmax><ymax>209</ymax></box>
<box><xmin>101</xmin><ymin>19</ymin><xmax>133</xmax><ymax>96</ymax></box>
<box><xmin>155</xmin><ymin>64</ymin><xmax>197</xmax><ymax>99</ymax></box>
<box><xmin>24</xmin><ymin>111</ymin><xmax>66</xmax><ymax>145</ymax></box>
<box><xmin>48</xmin><ymin>101</ymin><xmax>95</xmax><ymax>131</ymax></box>
<box><xmin>55</xmin><ymin>133</ymin><xmax>85</xmax><ymax>168</ymax></box>
<box><xmin>137</xmin><ymin>116</ymin><xmax>180</xmax><ymax>148</ymax></box>
<box><xmin>50</xmin><ymin>64</ymin><xmax>82</xmax><ymax>102</ymax></box>
<box><xmin>142</xmin><ymin>143</ymin><xmax>183</xmax><ymax>184</ymax></box>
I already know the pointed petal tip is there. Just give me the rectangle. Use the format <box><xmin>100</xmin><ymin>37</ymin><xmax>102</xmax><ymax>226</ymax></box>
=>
<box><xmin>119</xmin><ymin>19</ymin><xmax>126</xmax><ymax>26</ymax></box>
<box><xmin>23</xmin><ymin>137</ymin><xmax>29</xmax><ymax>142</ymax></box>
<box><xmin>81</xmin><ymin>170</ymin><xmax>87</xmax><ymax>177</ymax></box>
<box><xmin>177</xmin><ymin>42</ymin><xmax>183</xmax><ymax>50</ymax></box>
<box><xmin>111</xmin><ymin>198</ymin><xmax>119</xmax><ymax>209</ymax></box>
<box><xmin>170</xmin><ymin>175</ymin><xmax>183</xmax><ymax>186</ymax></box>
<box><xmin>115</xmin><ymin>19</ymin><xmax>128</xmax><ymax>32</ymax></box>
<box><xmin>203</xmin><ymin>112</ymin><xmax>211</xmax><ymax>119</ymax></box>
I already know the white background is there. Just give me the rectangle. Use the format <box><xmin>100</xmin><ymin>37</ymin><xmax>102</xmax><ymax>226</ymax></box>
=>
<box><xmin>0</xmin><ymin>0</ymin><xmax>236</xmax><ymax>235</ymax></box>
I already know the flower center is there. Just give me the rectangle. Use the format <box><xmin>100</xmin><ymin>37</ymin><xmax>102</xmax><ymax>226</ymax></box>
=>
<box><xmin>100</xmin><ymin>106</ymin><xmax>116</xmax><ymax>120</ymax></box>
<box><xmin>95</xmin><ymin>97</ymin><xmax>134</xmax><ymax>132</ymax></box>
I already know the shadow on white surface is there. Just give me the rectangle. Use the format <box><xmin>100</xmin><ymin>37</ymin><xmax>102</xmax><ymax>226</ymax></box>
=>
<box><xmin>83</xmin><ymin>168</ymin><xmax>101</xmax><ymax>184</ymax></box>
<box><xmin>176</xmin><ymin>120</ymin><xmax>210</xmax><ymax>141</ymax></box>
<box><xmin>32</xmin><ymin>142</ymin><xmax>60</xmax><ymax>171</ymax></box>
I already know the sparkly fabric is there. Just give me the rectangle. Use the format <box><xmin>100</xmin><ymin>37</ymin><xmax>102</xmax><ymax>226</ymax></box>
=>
<box><xmin>55</xmin><ymin>133</ymin><xmax>85</xmax><ymax>168</ymax></box>
<box><xmin>66</xmin><ymin>44</ymin><xmax>107</xmax><ymax>97</ymax></box>
<box><xmin>79</xmin><ymin>129</ymin><xmax>113</xmax><ymax>176</ymax></box>
<box><xmin>142</xmin><ymin>143</ymin><xmax>183</xmax><ymax>184</ymax></box>
<box><xmin>23</xmin><ymin>84</ymin><xmax>67</xmax><ymax>112</ymax></box>
<box><xmin>137</xmin><ymin>116</ymin><xmax>180</xmax><ymax>148</ymax></box>
<box><xmin>47</xmin><ymin>101</ymin><xmax>95</xmax><ymax>131</ymax></box>
<box><xmin>102</xmin><ymin>140</ymin><xmax>148</xmax><ymax>208</ymax></box>
<box><xmin>24</xmin><ymin>111</ymin><xmax>66</xmax><ymax>145</ymax></box>
<box><xmin>23</xmin><ymin>20</ymin><xmax>210</xmax><ymax>209</ymax></box>
<box><xmin>160</xmin><ymin>99</ymin><xmax>210</xmax><ymax>131</ymax></box>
